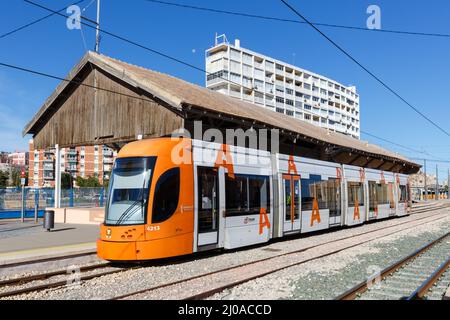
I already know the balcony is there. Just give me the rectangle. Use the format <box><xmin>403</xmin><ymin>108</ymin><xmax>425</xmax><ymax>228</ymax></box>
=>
<box><xmin>43</xmin><ymin>174</ymin><xmax>54</xmax><ymax>180</ymax></box>
<box><xmin>229</xmin><ymin>90</ymin><xmax>241</xmax><ymax>98</ymax></box>
<box><xmin>103</xmin><ymin>149</ymin><xmax>113</xmax><ymax>157</ymax></box>
<box><xmin>103</xmin><ymin>157</ymin><xmax>114</xmax><ymax>164</ymax></box>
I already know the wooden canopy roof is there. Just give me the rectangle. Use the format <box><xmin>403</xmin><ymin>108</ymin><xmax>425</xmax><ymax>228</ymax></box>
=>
<box><xmin>23</xmin><ymin>51</ymin><xmax>420</xmax><ymax>174</ymax></box>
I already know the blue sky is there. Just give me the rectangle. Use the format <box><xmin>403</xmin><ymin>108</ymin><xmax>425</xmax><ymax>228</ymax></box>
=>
<box><xmin>1</xmin><ymin>0</ymin><xmax>449</xmax><ymax>180</ymax></box>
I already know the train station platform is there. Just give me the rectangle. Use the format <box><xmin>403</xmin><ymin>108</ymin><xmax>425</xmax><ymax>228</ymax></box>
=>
<box><xmin>0</xmin><ymin>220</ymin><xmax>99</xmax><ymax>266</ymax></box>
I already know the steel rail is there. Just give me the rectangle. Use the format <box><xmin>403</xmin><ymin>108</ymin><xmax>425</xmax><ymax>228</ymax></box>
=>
<box><xmin>407</xmin><ymin>258</ymin><xmax>450</xmax><ymax>300</ymax></box>
<box><xmin>112</xmin><ymin>214</ymin><xmax>449</xmax><ymax>300</ymax></box>
<box><xmin>2</xmin><ymin>203</ymin><xmax>448</xmax><ymax>300</ymax></box>
<box><xmin>335</xmin><ymin>232</ymin><xmax>450</xmax><ymax>300</ymax></box>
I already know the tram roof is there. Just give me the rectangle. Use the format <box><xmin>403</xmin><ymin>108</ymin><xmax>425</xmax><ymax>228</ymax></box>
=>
<box><xmin>23</xmin><ymin>51</ymin><xmax>420</xmax><ymax>173</ymax></box>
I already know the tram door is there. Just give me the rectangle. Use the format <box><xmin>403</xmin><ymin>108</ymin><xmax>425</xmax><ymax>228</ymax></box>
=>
<box><xmin>197</xmin><ymin>167</ymin><xmax>224</xmax><ymax>247</ymax></box>
<box><xmin>283</xmin><ymin>174</ymin><xmax>301</xmax><ymax>233</ymax></box>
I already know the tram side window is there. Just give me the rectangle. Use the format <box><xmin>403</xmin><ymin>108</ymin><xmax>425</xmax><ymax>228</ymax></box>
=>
<box><xmin>197</xmin><ymin>167</ymin><xmax>219</xmax><ymax>233</ymax></box>
<box><xmin>225</xmin><ymin>174</ymin><xmax>270</xmax><ymax>216</ymax></box>
<box><xmin>388</xmin><ymin>183</ymin><xmax>395</xmax><ymax>208</ymax></box>
<box><xmin>326</xmin><ymin>178</ymin><xmax>341</xmax><ymax>217</ymax></box>
<box><xmin>377</xmin><ymin>184</ymin><xmax>390</xmax><ymax>205</ymax></box>
<box><xmin>348</xmin><ymin>182</ymin><xmax>364</xmax><ymax>207</ymax></box>
<box><xmin>399</xmin><ymin>185</ymin><xmax>407</xmax><ymax>203</ymax></box>
<box><xmin>152</xmin><ymin>168</ymin><xmax>180</xmax><ymax>223</ymax></box>
<box><xmin>368</xmin><ymin>181</ymin><xmax>377</xmax><ymax>211</ymax></box>
<box><xmin>301</xmin><ymin>175</ymin><xmax>328</xmax><ymax>211</ymax></box>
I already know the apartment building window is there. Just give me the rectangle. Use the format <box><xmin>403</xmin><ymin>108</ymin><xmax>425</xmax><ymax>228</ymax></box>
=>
<box><xmin>304</xmin><ymin>83</ymin><xmax>311</xmax><ymax>90</ymax></box>
<box><xmin>276</xmin><ymin>108</ymin><xmax>285</xmax><ymax>114</ymax></box>
<box><xmin>230</xmin><ymin>49</ymin><xmax>241</xmax><ymax>61</ymax></box>
<box><xmin>286</xmin><ymin>99</ymin><xmax>294</xmax><ymax>106</ymax></box>
<box><xmin>320</xmin><ymin>89</ymin><xmax>327</xmax><ymax>95</ymax></box>
<box><xmin>242</xmin><ymin>52</ymin><xmax>252</xmax><ymax>64</ymax></box>
<box><xmin>265</xmin><ymin>60</ymin><xmax>274</xmax><ymax>69</ymax></box>
<box><xmin>230</xmin><ymin>72</ymin><xmax>241</xmax><ymax>83</ymax></box>
<box><xmin>304</xmin><ymin>73</ymin><xmax>311</xmax><ymax>80</ymax></box>
<box><xmin>295</xmin><ymin>91</ymin><xmax>303</xmax><ymax>98</ymax></box>
<box><xmin>230</xmin><ymin>60</ymin><xmax>240</xmax><ymax>73</ymax></box>
<box><xmin>304</xmin><ymin>95</ymin><xmax>311</xmax><ymax>101</ymax></box>
<box><xmin>312</xmin><ymin>96</ymin><xmax>319</xmax><ymax>102</ymax></box>
<box><xmin>243</xmin><ymin>76</ymin><xmax>252</xmax><ymax>88</ymax></box>
<box><xmin>286</xmin><ymin>110</ymin><xmax>294</xmax><ymax>116</ymax></box>
<box><xmin>276</xmin><ymin>64</ymin><xmax>284</xmax><ymax>71</ymax></box>
<box><xmin>254</xmin><ymin>79</ymin><xmax>264</xmax><ymax>91</ymax></box>
<box><xmin>286</xmin><ymin>88</ymin><xmax>293</xmax><ymax>95</ymax></box>
<box><xmin>276</xmin><ymin>86</ymin><xmax>284</xmax><ymax>94</ymax></box>
<box><xmin>207</xmin><ymin>70</ymin><xmax>228</xmax><ymax>81</ymax></box>
<box><xmin>276</xmin><ymin>96</ymin><xmax>285</xmax><ymax>104</ymax></box>
<box><xmin>304</xmin><ymin>114</ymin><xmax>311</xmax><ymax>120</ymax></box>
<box><xmin>242</xmin><ymin>64</ymin><xmax>252</xmax><ymax>76</ymax></box>
<box><xmin>254</xmin><ymin>68</ymin><xmax>264</xmax><ymax>80</ymax></box>
<box><xmin>304</xmin><ymin>104</ymin><xmax>312</xmax><ymax>110</ymax></box>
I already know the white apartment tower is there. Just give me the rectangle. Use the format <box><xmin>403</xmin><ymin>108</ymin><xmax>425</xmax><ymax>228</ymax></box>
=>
<box><xmin>205</xmin><ymin>36</ymin><xmax>361</xmax><ymax>139</ymax></box>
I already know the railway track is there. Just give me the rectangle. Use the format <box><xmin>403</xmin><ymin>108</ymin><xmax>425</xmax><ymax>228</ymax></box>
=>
<box><xmin>1</xmin><ymin>203</ymin><xmax>448</xmax><ymax>300</ymax></box>
<box><xmin>336</xmin><ymin>232</ymin><xmax>450</xmax><ymax>300</ymax></box>
<box><xmin>112</xmin><ymin>211</ymin><xmax>449</xmax><ymax>300</ymax></box>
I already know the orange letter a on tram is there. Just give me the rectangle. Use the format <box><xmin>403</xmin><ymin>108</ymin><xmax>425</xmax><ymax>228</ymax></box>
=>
<box><xmin>259</xmin><ymin>208</ymin><xmax>271</xmax><ymax>235</ymax></box>
<box><xmin>215</xmin><ymin>144</ymin><xmax>235</xmax><ymax>178</ymax></box>
<box><xmin>354</xmin><ymin>199</ymin><xmax>360</xmax><ymax>221</ymax></box>
<box><xmin>310</xmin><ymin>198</ymin><xmax>321</xmax><ymax>226</ymax></box>
<box><xmin>288</xmin><ymin>155</ymin><xmax>298</xmax><ymax>175</ymax></box>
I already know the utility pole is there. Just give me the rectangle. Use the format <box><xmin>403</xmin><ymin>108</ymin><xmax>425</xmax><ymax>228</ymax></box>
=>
<box><xmin>424</xmin><ymin>159</ymin><xmax>427</xmax><ymax>202</ymax></box>
<box><xmin>448</xmin><ymin>169</ymin><xmax>449</xmax><ymax>199</ymax></box>
<box><xmin>95</xmin><ymin>0</ymin><xmax>101</xmax><ymax>53</ymax></box>
<box><xmin>435</xmin><ymin>164</ymin><xmax>439</xmax><ymax>201</ymax></box>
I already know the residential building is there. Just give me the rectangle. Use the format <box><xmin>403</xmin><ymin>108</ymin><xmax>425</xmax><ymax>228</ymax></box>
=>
<box><xmin>205</xmin><ymin>36</ymin><xmax>361</xmax><ymax>139</ymax></box>
<box><xmin>28</xmin><ymin>140</ymin><xmax>116</xmax><ymax>188</ymax></box>
<box><xmin>8</xmin><ymin>151</ymin><xmax>28</xmax><ymax>167</ymax></box>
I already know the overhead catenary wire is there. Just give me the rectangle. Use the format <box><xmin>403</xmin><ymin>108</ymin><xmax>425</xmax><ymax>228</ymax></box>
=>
<box><xmin>144</xmin><ymin>0</ymin><xmax>450</xmax><ymax>39</ymax></box>
<box><xmin>0</xmin><ymin>58</ymin><xmax>432</xmax><ymax>164</ymax></box>
<box><xmin>0</xmin><ymin>61</ymin><xmax>168</xmax><ymax>107</ymax></box>
<box><xmin>0</xmin><ymin>0</ymin><xmax>86</xmax><ymax>39</ymax></box>
<box><xmin>9</xmin><ymin>0</ymin><xmax>449</xmax><ymax>163</ymax></box>
<box><xmin>279</xmin><ymin>0</ymin><xmax>450</xmax><ymax>138</ymax></box>
<box><xmin>23</xmin><ymin>0</ymin><xmax>254</xmax><ymax>92</ymax></box>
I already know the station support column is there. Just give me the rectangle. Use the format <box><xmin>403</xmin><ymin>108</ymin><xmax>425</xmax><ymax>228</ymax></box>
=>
<box><xmin>54</xmin><ymin>144</ymin><xmax>61</xmax><ymax>208</ymax></box>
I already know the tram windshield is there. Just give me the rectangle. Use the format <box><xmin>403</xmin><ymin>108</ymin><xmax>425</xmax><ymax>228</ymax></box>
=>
<box><xmin>105</xmin><ymin>157</ymin><xmax>156</xmax><ymax>225</ymax></box>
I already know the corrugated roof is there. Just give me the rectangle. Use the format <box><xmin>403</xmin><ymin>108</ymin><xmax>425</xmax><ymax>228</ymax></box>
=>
<box><xmin>23</xmin><ymin>51</ymin><xmax>419</xmax><ymax>168</ymax></box>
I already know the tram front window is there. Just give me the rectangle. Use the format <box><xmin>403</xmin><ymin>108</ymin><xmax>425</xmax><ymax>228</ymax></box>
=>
<box><xmin>105</xmin><ymin>157</ymin><xmax>156</xmax><ymax>225</ymax></box>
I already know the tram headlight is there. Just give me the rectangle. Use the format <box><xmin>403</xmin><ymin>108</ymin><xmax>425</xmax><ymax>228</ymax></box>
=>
<box><xmin>106</xmin><ymin>228</ymin><xmax>112</xmax><ymax>238</ymax></box>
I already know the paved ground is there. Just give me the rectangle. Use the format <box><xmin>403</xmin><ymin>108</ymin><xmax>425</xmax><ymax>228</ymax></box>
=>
<box><xmin>0</xmin><ymin>220</ymin><xmax>99</xmax><ymax>264</ymax></box>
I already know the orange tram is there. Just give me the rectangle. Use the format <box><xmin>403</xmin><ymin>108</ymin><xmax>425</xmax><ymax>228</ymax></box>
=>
<box><xmin>97</xmin><ymin>137</ymin><xmax>412</xmax><ymax>261</ymax></box>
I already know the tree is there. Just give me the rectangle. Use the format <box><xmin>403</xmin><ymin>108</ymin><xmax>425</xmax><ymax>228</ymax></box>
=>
<box><xmin>0</xmin><ymin>171</ymin><xmax>8</xmax><ymax>188</ymax></box>
<box><xmin>76</xmin><ymin>176</ymin><xmax>101</xmax><ymax>188</ymax></box>
<box><xmin>10</xmin><ymin>168</ymin><xmax>23</xmax><ymax>188</ymax></box>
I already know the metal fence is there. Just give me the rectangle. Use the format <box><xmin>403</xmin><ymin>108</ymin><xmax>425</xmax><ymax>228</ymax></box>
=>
<box><xmin>0</xmin><ymin>187</ymin><xmax>108</xmax><ymax>219</ymax></box>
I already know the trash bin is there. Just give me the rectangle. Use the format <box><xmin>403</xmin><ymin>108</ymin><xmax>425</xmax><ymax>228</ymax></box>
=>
<box><xmin>43</xmin><ymin>210</ymin><xmax>55</xmax><ymax>232</ymax></box>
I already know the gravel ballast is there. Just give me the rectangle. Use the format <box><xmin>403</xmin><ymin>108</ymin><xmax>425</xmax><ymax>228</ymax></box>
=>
<box><xmin>2</xmin><ymin>208</ymin><xmax>449</xmax><ymax>300</ymax></box>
